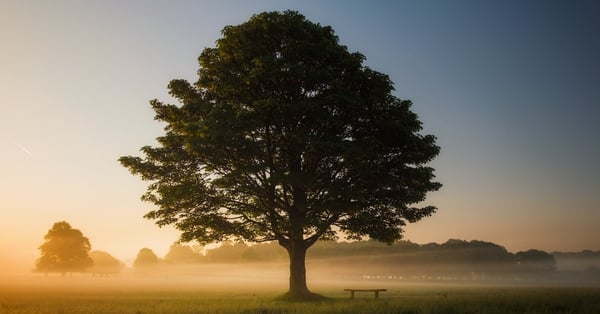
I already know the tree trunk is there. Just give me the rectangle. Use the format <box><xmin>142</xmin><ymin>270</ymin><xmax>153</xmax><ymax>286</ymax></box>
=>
<box><xmin>284</xmin><ymin>240</ymin><xmax>312</xmax><ymax>298</ymax></box>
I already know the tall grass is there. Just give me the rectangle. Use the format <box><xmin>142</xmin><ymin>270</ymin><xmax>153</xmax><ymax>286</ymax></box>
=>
<box><xmin>1</xmin><ymin>279</ymin><xmax>599</xmax><ymax>313</ymax></box>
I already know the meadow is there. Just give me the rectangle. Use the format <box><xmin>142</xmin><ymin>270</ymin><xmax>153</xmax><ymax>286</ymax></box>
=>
<box><xmin>1</xmin><ymin>275</ymin><xmax>599</xmax><ymax>314</ymax></box>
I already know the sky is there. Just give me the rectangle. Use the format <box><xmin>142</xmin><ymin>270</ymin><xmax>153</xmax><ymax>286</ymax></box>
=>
<box><xmin>1</xmin><ymin>0</ymin><xmax>599</xmax><ymax>271</ymax></box>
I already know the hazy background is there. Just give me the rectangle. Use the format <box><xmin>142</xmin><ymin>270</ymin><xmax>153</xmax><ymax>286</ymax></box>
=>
<box><xmin>1</xmin><ymin>0</ymin><xmax>599</xmax><ymax>273</ymax></box>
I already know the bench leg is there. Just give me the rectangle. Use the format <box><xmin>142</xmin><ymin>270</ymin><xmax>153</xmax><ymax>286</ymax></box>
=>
<box><xmin>350</xmin><ymin>291</ymin><xmax>355</xmax><ymax>299</ymax></box>
<box><xmin>375</xmin><ymin>291</ymin><xmax>379</xmax><ymax>299</ymax></box>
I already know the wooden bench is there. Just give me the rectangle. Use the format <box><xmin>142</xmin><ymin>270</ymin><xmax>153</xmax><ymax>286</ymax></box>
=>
<box><xmin>344</xmin><ymin>289</ymin><xmax>387</xmax><ymax>299</ymax></box>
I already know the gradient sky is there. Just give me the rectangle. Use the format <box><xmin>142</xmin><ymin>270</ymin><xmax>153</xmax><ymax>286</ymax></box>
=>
<box><xmin>1</xmin><ymin>0</ymin><xmax>599</xmax><ymax>270</ymax></box>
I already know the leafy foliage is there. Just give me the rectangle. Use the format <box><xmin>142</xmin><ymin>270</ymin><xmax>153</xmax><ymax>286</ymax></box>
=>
<box><xmin>35</xmin><ymin>221</ymin><xmax>93</xmax><ymax>274</ymax></box>
<box><xmin>120</xmin><ymin>10</ymin><xmax>441</xmax><ymax>297</ymax></box>
<box><xmin>120</xmin><ymin>9</ymin><xmax>440</xmax><ymax>249</ymax></box>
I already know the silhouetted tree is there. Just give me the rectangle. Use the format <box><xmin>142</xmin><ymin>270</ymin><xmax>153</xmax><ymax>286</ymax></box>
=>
<box><xmin>241</xmin><ymin>242</ymin><xmax>287</xmax><ymax>263</ymax></box>
<box><xmin>164</xmin><ymin>244</ymin><xmax>204</xmax><ymax>264</ymax></box>
<box><xmin>206</xmin><ymin>241</ymin><xmax>248</xmax><ymax>263</ymax></box>
<box><xmin>516</xmin><ymin>249</ymin><xmax>556</xmax><ymax>272</ymax></box>
<box><xmin>35</xmin><ymin>221</ymin><xmax>93</xmax><ymax>275</ymax></box>
<box><xmin>133</xmin><ymin>248</ymin><xmax>159</xmax><ymax>269</ymax></box>
<box><xmin>119</xmin><ymin>10</ymin><xmax>440</xmax><ymax>299</ymax></box>
<box><xmin>89</xmin><ymin>250</ymin><xmax>124</xmax><ymax>276</ymax></box>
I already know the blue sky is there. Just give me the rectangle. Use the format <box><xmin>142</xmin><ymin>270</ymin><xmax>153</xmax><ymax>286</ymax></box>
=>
<box><xmin>1</xmin><ymin>0</ymin><xmax>598</xmax><ymax>268</ymax></box>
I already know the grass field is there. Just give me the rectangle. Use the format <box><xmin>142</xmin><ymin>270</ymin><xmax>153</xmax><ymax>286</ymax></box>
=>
<box><xmin>1</xmin><ymin>276</ymin><xmax>599</xmax><ymax>313</ymax></box>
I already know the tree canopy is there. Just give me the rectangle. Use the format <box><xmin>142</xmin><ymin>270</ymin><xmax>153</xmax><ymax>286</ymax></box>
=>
<box><xmin>516</xmin><ymin>249</ymin><xmax>557</xmax><ymax>272</ymax></box>
<box><xmin>133</xmin><ymin>248</ymin><xmax>159</xmax><ymax>269</ymax></box>
<box><xmin>35</xmin><ymin>221</ymin><xmax>93</xmax><ymax>275</ymax></box>
<box><xmin>89</xmin><ymin>250</ymin><xmax>124</xmax><ymax>275</ymax></box>
<box><xmin>120</xmin><ymin>10</ymin><xmax>440</xmax><ymax>298</ymax></box>
<box><xmin>164</xmin><ymin>244</ymin><xmax>204</xmax><ymax>264</ymax></box>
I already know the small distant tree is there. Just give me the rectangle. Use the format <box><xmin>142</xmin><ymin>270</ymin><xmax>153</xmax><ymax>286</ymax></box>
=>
<box><xmin>516</xmin><ymin>249</ymin><xmax>556</xmax><ymax>272</ymax></box>
<box><xmin>206</xmin><ymin>241</ymin><xmax>248</xmax><ymax>263</ymax></box>
<box><xmin>164</xmin><ymin>244</ymin><xmax>203</xmax><ymax>264</ymax></box>
<box><xmin>89</xmin><ymin>251</ymin><xmax>124</xmax><ymax>276</ymax></box>
<box><xmin>35</xmin><ymin>221</ymin><xmax>93</xmax><ymax>275</ymax></box>
<box><xmin>240</xmin><ymin>242</ymin><xmax>287</xmax><ymax>263</ymax></box>
<box><xmin>133</xmin><ymin>248</ymin><xmax>159</xmax><ymax>269</ymax></box>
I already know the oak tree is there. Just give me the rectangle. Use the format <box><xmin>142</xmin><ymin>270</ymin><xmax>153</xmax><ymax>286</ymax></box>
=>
<box><xmin>120</xmin><ymin>10</ymin><xmax>441</xmax><ymax>299</ymax></box>
<box><xmin>35</xmin><ymin>221</ymin><xmax>93</xmax><ymax>275</ymax></box>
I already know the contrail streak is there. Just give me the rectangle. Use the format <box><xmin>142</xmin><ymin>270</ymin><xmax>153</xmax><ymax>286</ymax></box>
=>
<box><xmin>15</xmin><ymin>143</ymin><xmax>32</xmax><ymax>156</ymax></box>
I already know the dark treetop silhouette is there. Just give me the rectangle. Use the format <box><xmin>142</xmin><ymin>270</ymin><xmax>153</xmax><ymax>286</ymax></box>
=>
<box><xmin>133</xmin><ymin>248</ymin><xmax>159</xmax><ymax>269</ymax></box>
<box><xmin>120</xmin><ymin>10</ymin><xmax>441</xmax><ymax>299</ymax></box>
<box><xmin>35</xmin><ymin>221</ymin><xmax>93</xmax><ymax>275</ymax></box>
<box><xmin>89</xmin><ymin>250</ymin><xmax>124</xmax><ymax>275</ymax></box>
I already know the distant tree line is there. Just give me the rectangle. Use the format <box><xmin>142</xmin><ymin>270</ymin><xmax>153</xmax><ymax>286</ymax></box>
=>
<box><xmin>160</xmin><ymin>239</ymin><xmax>563</xmax><ymax>276</ymax></box>
<box><xmin>553</xmin><ymin>250</ymin><xmax>600</xmax><ymax>272</ymax></box>
<box><xmin>159</xmin><ymin>239</ymin><xmax>600</xmax><ymax>282</ymax></box>
<box><xmin>34</xmin><ymin>221</ymin><xmax>599</xmax><ymax>279</ymax></box>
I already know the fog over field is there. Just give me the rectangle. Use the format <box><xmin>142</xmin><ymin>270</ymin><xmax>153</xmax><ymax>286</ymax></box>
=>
<box><xmin>1</xmin><ymin>3</ymin><xmax>598</xmax><ymax>310</ymax></box>
<box><xmin>2</xmin><ymin>273</ymin><xmax>599</xmax><ymax>314</ymax></box>
<box><xmin>2</xmin><ymin>239</ymin><xmax>599</xmax><ymax>291</ymax></box>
